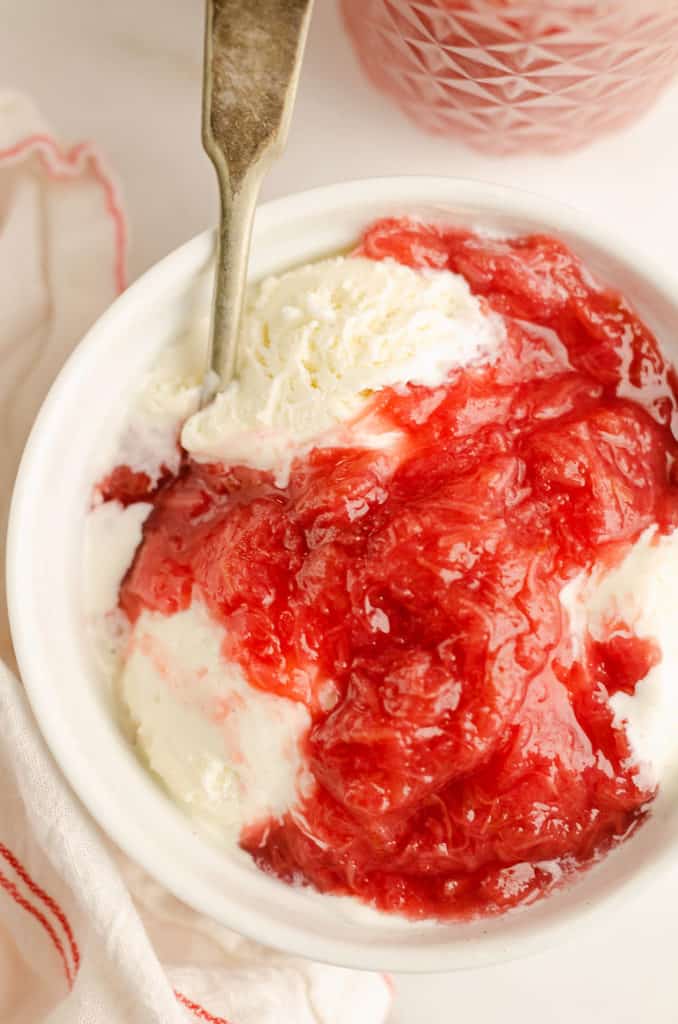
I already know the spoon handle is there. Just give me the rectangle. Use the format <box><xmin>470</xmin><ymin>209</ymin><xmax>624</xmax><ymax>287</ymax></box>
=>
<box><xmin>202</xmin><ymin>0</ymin><xmax>314</xmax><ymax>395</ymax></box>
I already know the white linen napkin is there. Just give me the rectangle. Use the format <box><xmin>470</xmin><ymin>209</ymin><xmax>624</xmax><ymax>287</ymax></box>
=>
<box><xmin>0</xmin><ymin>91</ymin><xmax>392</xmax><ymax>1024</ymax></box>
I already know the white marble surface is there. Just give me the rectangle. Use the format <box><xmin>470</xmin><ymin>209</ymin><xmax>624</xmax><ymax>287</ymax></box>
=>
<box><xmin>3</xmin><ymin>1</ymin><xmax>678</xmax><ymax>1020</ymax></box>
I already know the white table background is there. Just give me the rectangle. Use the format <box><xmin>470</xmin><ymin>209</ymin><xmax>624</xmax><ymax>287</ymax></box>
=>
<box><xmin>3</xmin><ymin>1</ymin><xmax>678</xmax><ymax>1019</ymax></box>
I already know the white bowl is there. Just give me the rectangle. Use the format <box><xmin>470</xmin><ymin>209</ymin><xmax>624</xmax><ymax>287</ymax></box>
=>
<box><xmin>7</xmin><ymin>177</ymin><xmax>678</xmax><ymax>973</ymax></box>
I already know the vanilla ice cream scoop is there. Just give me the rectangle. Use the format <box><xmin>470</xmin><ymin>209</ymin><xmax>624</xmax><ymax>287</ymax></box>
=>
<box><xmin>182</xmin><ymin>256</ymin><xmax>504</xmax><ymax>482</ymax></box>
<box><xmin>121</xmin><ymin>601</ymin><xmax>312</xmax><ymax>833</ymax></box>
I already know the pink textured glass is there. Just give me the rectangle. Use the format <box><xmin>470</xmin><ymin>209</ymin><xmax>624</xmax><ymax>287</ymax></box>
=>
<box><xmin>341</xmin><ymin>1</ymin><xmax>678</xmax><ymax>153</ymax></box>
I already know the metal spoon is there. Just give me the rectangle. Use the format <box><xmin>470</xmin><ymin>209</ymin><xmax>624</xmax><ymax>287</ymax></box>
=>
<box><xmin>202</xmin><ymin>0</ymin><xmax>315</xmax><ymax>401</ymax></box>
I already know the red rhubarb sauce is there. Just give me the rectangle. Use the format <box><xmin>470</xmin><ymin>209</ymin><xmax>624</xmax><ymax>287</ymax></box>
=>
<box><xmin>108</xmin><ymin>219</ymin><xmax>678</xmax><ymax>919</ymax></box>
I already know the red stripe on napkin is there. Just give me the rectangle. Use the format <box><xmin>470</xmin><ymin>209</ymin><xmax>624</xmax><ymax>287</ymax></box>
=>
<box><xmin>0</xmin><ymin>866</ymin><xmax>73</xmax><ymax>986</ymax></box>
<box><xmin>0</xmin><ymin>132</ymin><xmax>127</xmax><ymax>293</ymax></box>
<box><xmin>175</xmin><ymin>989</ymin><xmax>233</xmax><ymax>1024</ymax></box>
<box><xmin>0</xmin><ymin>842</ymin><xmax>80</xmax><ymax>975</ymax></box>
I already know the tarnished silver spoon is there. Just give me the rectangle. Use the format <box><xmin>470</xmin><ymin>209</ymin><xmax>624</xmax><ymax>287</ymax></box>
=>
<box><xmin>202</xmin><ymin>0</ymin><xmax>314</xmax><ymax>400</ymax></box>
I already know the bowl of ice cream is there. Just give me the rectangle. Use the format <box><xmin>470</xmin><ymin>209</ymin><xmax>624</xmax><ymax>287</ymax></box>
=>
<box><xmin>8</xmin><ymin>177</ymin><xmax>678</xmax><ymax>972</ymax></box>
